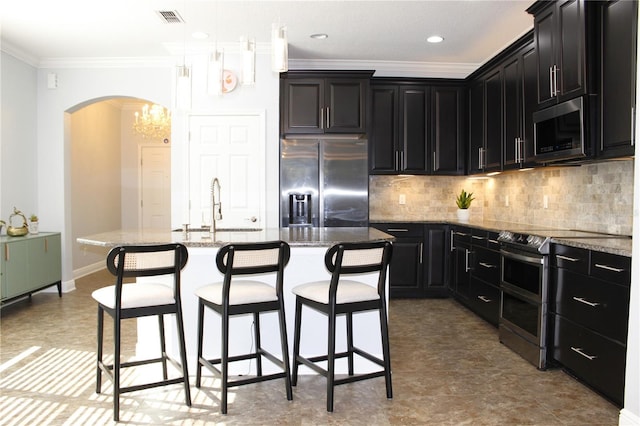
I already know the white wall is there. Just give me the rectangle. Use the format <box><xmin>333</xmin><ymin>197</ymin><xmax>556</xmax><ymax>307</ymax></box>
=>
<box><xmin>0</xmin><ymin>52</ymin><xmax>38</xmax><ymax>223</ymax></box>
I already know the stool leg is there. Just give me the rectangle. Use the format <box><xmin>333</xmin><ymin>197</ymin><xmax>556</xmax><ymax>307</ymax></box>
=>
<box><xmin>379</xmin><ymin>303</ymin><xmax>393</xmax><ymax>399</ymax></box>
<box><xmin>347</xmin><ymin>312</ymin><xmax>354</xmax><ymax>376</ymax></box>
<box><xmin>253</xmin><ymin>312</ymin><xmax>263</xmax><ymax>377</ymax></box>
<box><xmin>196</xmin><ymin>301</ymin><xmax>205</xmax><ymax>388</ymax></box>
<box><xmin>278</xmin><ymin>299</ymin><xmax>293</xmax><ymax>401</ymax></box>
<box><xmin>96</xmin><ymin>307</ymin><xmax>104</xmax><ymax>393</ymax></box>
<box><xmin>221</xmin><ymin>307</ymin><xmax>229</xmax><ymax>414</ymax></box>
<box><xmin>175</xmin><ymin>304</ymin><xmax>192</xmax><ymax>406</ymax></box>
<box><xmin>158</xmin><ymin>314</ymin><xmax>168</xmax><ymax>380</ymax></box>
<box><xmin>291</xmin><ymin>297</ymin><xmax>302</xmax><ymax>387</ymax></box>
<box><xmin>327</xmin><ymin>306</ymin><xmax>337</xmax><ymax>412</ymax></box>
<box><xmin>113</xmin><ymin>316</ymin><xmax>121</xmax><ymax>422</ymax></box>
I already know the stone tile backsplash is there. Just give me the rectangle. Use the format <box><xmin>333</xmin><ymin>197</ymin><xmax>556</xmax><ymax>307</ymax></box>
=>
<box><xmin>369</xmin><ymin>159</ymin><xmax>634</xmax><ymax>235</ymax></box>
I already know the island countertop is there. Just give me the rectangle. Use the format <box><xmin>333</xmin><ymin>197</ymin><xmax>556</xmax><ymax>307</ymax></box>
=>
<box><xmin>77</xmin><ymin>227</ymin><xmax>394</xmax><ymax>248</ymax></box>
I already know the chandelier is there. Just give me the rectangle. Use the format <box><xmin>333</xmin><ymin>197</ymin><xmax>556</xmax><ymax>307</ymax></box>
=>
<box><xmin>133</xmin><ymin>104</ymin><xmax>171</xmax><ymax>139</ymax></box>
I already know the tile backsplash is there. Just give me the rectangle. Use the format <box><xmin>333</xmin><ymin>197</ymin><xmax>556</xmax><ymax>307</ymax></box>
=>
<box><xmin>369</xmin><ymin>159</ymin><xmax>634</xmax><ymax>235</ymax></box>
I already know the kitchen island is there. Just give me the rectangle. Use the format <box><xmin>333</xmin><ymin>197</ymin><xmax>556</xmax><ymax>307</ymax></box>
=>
<box><xmin>78</xmin><ymin>227</ymin><xmax>394</xmax><ymax>374</ymax></box>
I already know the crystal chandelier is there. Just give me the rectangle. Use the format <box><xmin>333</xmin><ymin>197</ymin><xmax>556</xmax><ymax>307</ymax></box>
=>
<box><xmin>133</xmin><ymin>104</ymin><xmax>171</xmax><ymax>139</ymax></box>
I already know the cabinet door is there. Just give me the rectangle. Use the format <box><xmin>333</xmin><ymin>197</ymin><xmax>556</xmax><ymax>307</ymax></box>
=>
<box><xmin>400</xmin><ymin>87</ymin><xmax>429</xmax><ymax>174</ymax></box>
<box><xmin>423</xmin><ymin>225</ymin><xmax>448</xmax><ymax>293</ymax></box>
<box><xmin>283</xmin><ymin>79</ymin><xmax>324</xmax><ymax>134</ymax></box>
<box><xmin>388</xmin><ymin>240</ymin><xmax>423</xmax><ymax>298</ymax></box>
<box><xmin>534</xmin><ymin>4</ymin><xmax>556</xmax><ymax>106</ymax></box>
<box><xmin>369</xmin><ymin>85</ymin><xmax>399</xmax><ymax>173</ymax></box>
<box><xmin>522</xmin><ymin>42</ymin><xmax>538</xmax><ymax>165</ymax></box>
<box><xmin>452</xmin><ymin>244</ymin><xmax>471</xmax><ymax>300</ymax></box>
<box><xmin>30</xmin><ymin>234</ymin><xmax>62</xmax><ymax>291</ymax></box>
<box><xmin>468</xmin><ymin>80</ymin><xmax>484</xmax><ymax>174</ymax></box>
<box><xmin>326</xmin><ymin>79</ymin><xmax>367</xmax><ymax>133</ymax></box>
<box><xmin>503</xmin><ymin>56</ymin><xmax>522</xmax><ymax>170</ymax></box>
<box><xmin>432</xmin><ymin>86</ymin><xmax>464</xmax><ymax>175</ymax></box>
<box><xmin>600</xmin><ymin>0</ymin><xmax>637</xmax><ymax>157</ymax></box>
<box><xmin>2</xmin><ymin>239</ymin><xmax>30</xmax><ymax>300</ymax></box>
<box><xmin>484</xmin><ymin>69</ymin><xmax>502</xmax><ymax>171</ymax></box>
<box><xmin>557</xmin><ymin>0</ymin><xmax>585</xmax><ymax>102</ymax></box>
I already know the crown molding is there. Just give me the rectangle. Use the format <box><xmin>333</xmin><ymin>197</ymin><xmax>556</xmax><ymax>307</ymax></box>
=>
<box><xmin>1</xmin><ymin>40</ymin><xmax>40</xmax><ymax>67</ymax></box>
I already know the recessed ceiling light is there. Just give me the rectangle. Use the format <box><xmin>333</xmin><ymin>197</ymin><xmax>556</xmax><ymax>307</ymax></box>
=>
<box><xmin>310</xmin><ymin>33</ymin><xmax>328</xmax><ymax>39</ymax></box>
<box><xmin>192</xmin><ymin>31</ymin><xmax>209</xmax><ymax>40</ymax></box>
<box><xmin>427</xmin><ymin>35</ymin><xmax>444</xmax><ymax>43</ymax></box>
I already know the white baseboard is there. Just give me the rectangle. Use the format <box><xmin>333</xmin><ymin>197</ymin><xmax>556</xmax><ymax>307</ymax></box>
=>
<box><xmin>620</xmin><ymin>408</ymin><xmax>640</xmax><ymax>425</ymax></box>
<box><xmin>73</xmin><ymin>261</ymin><xmax>105</xmax><ymax>280</ymax></box>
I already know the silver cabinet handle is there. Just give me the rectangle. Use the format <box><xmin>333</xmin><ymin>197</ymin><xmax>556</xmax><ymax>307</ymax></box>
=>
<box><xmin>556</xmin><ymin>254</ymin><xmax>580</xmax><ymax>262</ymax></box>
<box><xmin>472</xmin><ymin>235</ymin><xmax>485</xmax><ymax>240</ymax></box>
<box><xmin>549</xmin><ymin>66</ymin><xmax>554</xmax><ymax>98</ymax></box>
<box><xmin>477</xmin><ymin>295</ymin><xmax>492</xmax><ymax>303</ymax></box>
<box><xmin>488</xmin><ymin>239</ymin><xmax>499</xmax><ymax>244</ymax></box>
<box><xmin>387</xmin><ymin>228</ymin><xmax>409</xmax><ymax>232</ymax></box>
<box><xmin>419</xmin><ymin>242</ymin><xmax>423</xmax><ymax>264</ymax></box>
<box><xmin>450</xmin><ymin>229</ymin><xmax>455</xmax><ymax>252</ymax></box>
<box><xmin>465</xmin><ymin>249</ymin><xmax>470</xmax><ymax>272</ymax></box>
<box><xmin>594</xmin><ymin>263</ymin><xmax>625</xmax><ymax>273</ymax></box>
<box><xmin>479</xmin><ymin>262</ymin><xmax>497</xmax><ymax>269</ymax></box>
<box><xmin>551</xmin><ymin>65</ymin><xmax>559</xmax><ymax>97</ymax></box>
<box><xmin>454</xmin><ymin>231</ymin><xmax>469</xmax><ymax>237</ymax></box>
<box><xmin>571</xmin><ymin>346</ymin><xmax>597</xmax><ymax>361</ymax></box>
<box><xmin>478</xmin><ymin>147</ymin><xmax>484</xmax><ymax>169</ymax></box>
<box><xmin>572</xmin><ymin>296</ymin><xmax>600</xmax><ymax>307</ymax></box>
<box><xmin>320</xmin><ymin>107</ymin><xmax>324</xmax><ymax>130</ymax></box>
<box><xmin>433</xmin><ymin>151</ymin><xmax>436</xmax><ymax>171</ymax></box>
<box><xmin>326</xmin><ymin>107</ymin><xmax>330</xmax><ymax>129</ymax></box>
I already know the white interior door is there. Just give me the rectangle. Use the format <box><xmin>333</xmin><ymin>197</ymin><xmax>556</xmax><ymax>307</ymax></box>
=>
<box><xmin>188</xmin><ymin>112</ymin><xmax>265</xmax><ymax>229</ymax></box>
<box><xmin>140</xmin><ymin>145</ymin><xmax>171</xmax><ymax>229</ymax></box>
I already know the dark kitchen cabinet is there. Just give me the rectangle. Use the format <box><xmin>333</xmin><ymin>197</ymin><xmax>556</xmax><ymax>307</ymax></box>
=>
<box><xmin>281</xmin><ymin>72</ymin><xmax>371</xmax><ymax>135</ymax></box>
<box><xmin>527</xmin><ymin>0</ymin><xmax>595</xmax><ymax>108</ymax></box>
<box><xmin>450</xmin><ymin>226</ymin><xmax>472</xmax><ymax>300</ymax></box>
<box><xmin>550</xmin><ymin>244</ymin><xmax>631</xmax><ymax>406</ymax></box>
<box><xmin>371</xmin><ymin>222</ymin><xmax>449</xmax><ymax>298</ymax></box>
<box><xmin>467</xmin><ymin>69</ymin><xmax>502</xmax><ymax>173</ymax></box>
<box><xmin>371</xmin><ymin>223</ymin><xmax>424</xmax><ymax>298</ymax></box>
<box><xmin>599</xmin><ymin>0</ymin><xmax>638</xmax><ymax>158</ymax></box>
<box><xmin>503</xmin><ymin>40</ymin><xmax>537</xmax><ymax>170</ymax></box>
<box><xmin>370</xmin><ymin>80</ymin><xmax>465</xmax><ymax>175</ymax></box>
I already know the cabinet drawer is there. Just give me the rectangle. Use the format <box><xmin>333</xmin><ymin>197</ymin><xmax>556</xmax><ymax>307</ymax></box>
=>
<box><xmin>452</xmin><ymin>227</ymin><xmax>472</xmax><ymax>245</ymax></box>
<box><xmin>471</xmin><ymin>229</ymin><xmax>489</xmax><ymax>247</ymax></box>
<box><xmin>469</xmin><ymin>277</ymin><xmax>500</xmax><ymax>326</ymax></box>
<box><xmin>552</xmin><ymin>245</ymin><xmax>589</xmax><ymax>275</ymax></box>
<box><xmin>590</xmin><ymin>251</ymin><xmax>631</xmax><ymax>285</ymax></box>
<box><xmin>553</xmin><ymin>315</ymin><xmax>626</xmax><ymax>406</ymax></box>
<box><xmin>553</xmin><ymin>268</ymin><xmax>629</xmax><ymax>343</ymax></box>
<box><xmin>371</xmin><ymin>223</ymin><xmax>423</xmax><ymax>238</ymax></box>
<box><xmin>472</xmin><ymin>247</ymin><xmax>500</xmax><ymax>285</ymax></box>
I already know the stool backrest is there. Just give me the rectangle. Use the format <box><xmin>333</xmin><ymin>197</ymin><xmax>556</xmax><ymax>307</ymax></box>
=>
<box><xmin>325</xmin><ymin>240</ymin><xmax>393</xmax><ymax>297</ymax></box>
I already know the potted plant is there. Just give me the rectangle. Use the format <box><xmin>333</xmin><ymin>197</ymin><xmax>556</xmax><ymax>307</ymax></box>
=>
<box><xmin>29</xmin><ymin>214</ymin><xmax>39</xmax><ymax>234</ymax></box>
<box><xmin>455</xmin><ymin>189</ymin><xmax>475</xmax><ymax>222</ymax></box>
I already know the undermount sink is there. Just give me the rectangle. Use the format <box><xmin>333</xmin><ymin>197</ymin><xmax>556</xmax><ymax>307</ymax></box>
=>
<box><xmin>172</xmin><ymin>228</ymin><xmax>263</xmax><ymax>232</ymax></box>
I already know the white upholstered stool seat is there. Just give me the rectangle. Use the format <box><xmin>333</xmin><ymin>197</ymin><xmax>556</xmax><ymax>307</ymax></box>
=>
<box><xmin>92</xmin><ymin>283</ymin><xmax>174</xmax><ymax>309</ymax></box>
<box><xmin>291</xmin><ymin>280</ymin><xmax>378</xmax><ymax>304</ymax></box>
<box><xmin>195</xmin><ymin>280</ymin><xmax>278</xmax><ymax>306</ymax></box>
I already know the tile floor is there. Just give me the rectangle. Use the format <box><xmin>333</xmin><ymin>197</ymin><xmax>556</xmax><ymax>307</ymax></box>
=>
<box><xmin>0</xmin><ymin>270</ymin><xmax>620</xmax><ymax>425</ymax></box>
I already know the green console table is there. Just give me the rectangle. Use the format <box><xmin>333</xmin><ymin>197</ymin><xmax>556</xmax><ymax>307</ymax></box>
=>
<box><xmin>1</xmin><ymin>232</ymin><xmax>62</xmax><ymax>305</ymax></box>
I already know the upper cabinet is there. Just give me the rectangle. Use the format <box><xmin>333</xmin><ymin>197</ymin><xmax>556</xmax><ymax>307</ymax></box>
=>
<box><xmin>527</xmin><ymin>0</ymin><xmax>596</xmax><ymax>108</ymax></box>
<box><xmin>281</xmin><ymin>71</ymin><xmax>372</xmax><ymax>135</ymax></box>
<box><xmin>369</xmin><ymin>80</ymin><xmax>465</xmax><ymax>175</ymax></box>
<box><xmin>599</xmin><ymin>0</ymin><xmax>638</xmax><ymax>158</ymax></box>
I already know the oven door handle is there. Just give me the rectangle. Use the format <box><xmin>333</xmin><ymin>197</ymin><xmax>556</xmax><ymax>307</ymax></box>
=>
<box><xmin>500</xmin><ymin>249</ymin><xmax>544</xmax><ymax>265</ymax></box>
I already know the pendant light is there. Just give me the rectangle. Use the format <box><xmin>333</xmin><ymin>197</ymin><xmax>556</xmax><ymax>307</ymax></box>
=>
<box><xmin>271</xmin><ymin>23</ymin><xmax>288</xmax><ymax>73</ymax></box>
<box><xmin>175</xmin><ymin>2</ymin><xmax>191</xmax><ymax>110</ymax></box>
<box><xmin>207</xmin><ymin>49</ymin><xmax>224</xmax><ymax>96</ymax></box>
<box><xmin>241</xmin><ymin>38</ymin><xmax>256</xmax><ymax>86</ymax></box>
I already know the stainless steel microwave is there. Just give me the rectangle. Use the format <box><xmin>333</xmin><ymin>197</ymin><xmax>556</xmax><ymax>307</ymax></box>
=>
<box><xmin>533</xmin><ymin>97</ymin><xmax>586</xmax><ymax>163</ymax></box>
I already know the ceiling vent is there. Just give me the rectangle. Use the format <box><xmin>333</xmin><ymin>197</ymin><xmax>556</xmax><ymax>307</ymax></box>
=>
<box><xmin>156</xmin><ymin>10</ymin><xmax>184</xmax><ymax>24</ymax></box>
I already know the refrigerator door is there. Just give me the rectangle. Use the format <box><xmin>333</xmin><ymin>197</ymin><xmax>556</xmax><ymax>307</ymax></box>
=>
<box><xmin>280</xmin><ymin>139</ymin><xmax>320</xmax><ymax>227</ymax></box>
<box><xmin>321</xmin><ymin>139</ymin><xmax>368</xmax><ymax>227</ymax></box>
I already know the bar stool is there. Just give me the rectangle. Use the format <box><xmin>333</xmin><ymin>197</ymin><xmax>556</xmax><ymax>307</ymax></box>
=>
<box><xmin>195</xmin><ymin>240</ymin><xmax>292</xmax><ymax>414</ymax></box>
<box><xmin>91</xmin><ymin>243</ymin><xmax>191</xmax><ymax>422</ymax></box>
<box><xmin>291</xmin><ymin>240</ymin><xmax>393</xmax><ymax>412</ymax></box>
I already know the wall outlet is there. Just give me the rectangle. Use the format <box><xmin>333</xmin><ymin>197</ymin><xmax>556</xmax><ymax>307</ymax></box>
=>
<box><xmin>399</xmin><ymin>194</ymin><xmax>406</xmax><ymax>205</ymax></box>
<box><xmin>505</xmin><ymin>195</ymin><xmax>509</xmax><ymax>207</ymax></box>
<box><xmin>543</xmin><ymin>195</ymin><xmax>549</xmax><ymax>209</ymax></box>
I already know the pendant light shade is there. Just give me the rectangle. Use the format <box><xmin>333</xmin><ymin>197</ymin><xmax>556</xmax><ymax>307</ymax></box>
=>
<box><xmin>271</xmin><ymin>23</ymin><xmax>288</xmax><ymax>73</ymax></box>
<box><xmin>207</xmin><ymin>49</ymin><xmax>224</xmax><ymax>96</ymax></box>
<box><xmin>176</xmin><ymin>65</ymin><xmax>191</xmax><ymax>110</ymax></box>
<box><xmin>241</xmin><ymin>38</ymin><xmax>256</xmax><ymax>85</ymax></box>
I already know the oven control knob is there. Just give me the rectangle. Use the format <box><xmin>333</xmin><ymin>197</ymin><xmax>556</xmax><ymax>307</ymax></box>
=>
<box><xmin>499</xmin><ymin>231</ymin><xmax>514</xmax><ymax>242</ymax></box>
<box><xmin>527</xmin><ymin>235</ymin><xmax>543</xmax><ymax>248</ymax></box>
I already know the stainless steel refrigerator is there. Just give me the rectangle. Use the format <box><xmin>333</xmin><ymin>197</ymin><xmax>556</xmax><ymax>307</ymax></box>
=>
<box><xmin>280</xmin><ymin>136</ymin><xmax>368</xmax><ymax>227</ymax></box>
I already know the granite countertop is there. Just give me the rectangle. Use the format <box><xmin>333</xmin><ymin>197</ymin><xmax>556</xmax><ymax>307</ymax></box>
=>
<box><xmin>77</xmin><ymin>227</ymin><xmax>394</xmax><ymax>249</ymax></box>
<box><xmin>371</xmin><ymin>219</ymin><xmax>633</xmax><ymax>257</ymax></box>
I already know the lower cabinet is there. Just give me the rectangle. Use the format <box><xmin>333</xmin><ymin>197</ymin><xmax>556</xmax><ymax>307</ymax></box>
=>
<box><xmin>550</xmin><ymin>243</ymin><xmax>631</xmax><ymax>406</ymax></box>
<box><xmin>1</xmin><ymin>233</ymin><xmax>62</xmax><ymax>303</ymax></box>
<box><xmin>371</xmin><ymin>222</ymin><xmax>449</xmax><ymax>298</ymax></box>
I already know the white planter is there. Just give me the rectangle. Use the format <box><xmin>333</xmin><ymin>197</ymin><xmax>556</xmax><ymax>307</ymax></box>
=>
<box><xmin>456</xmin><ymin>209</ymin><xmax>470</xmax><ymax>222</ymax></box>
<box><xmin>29</xmin><ymin>221</ymin><xmax>39</xmax><ymax>234</ymax></box>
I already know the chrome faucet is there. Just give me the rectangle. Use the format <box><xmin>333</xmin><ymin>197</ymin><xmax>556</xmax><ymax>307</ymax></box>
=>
<box><xmin>211</xmin><ymin>177</ymin><xmax>222</xmax><ymax>233</ymax></box>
